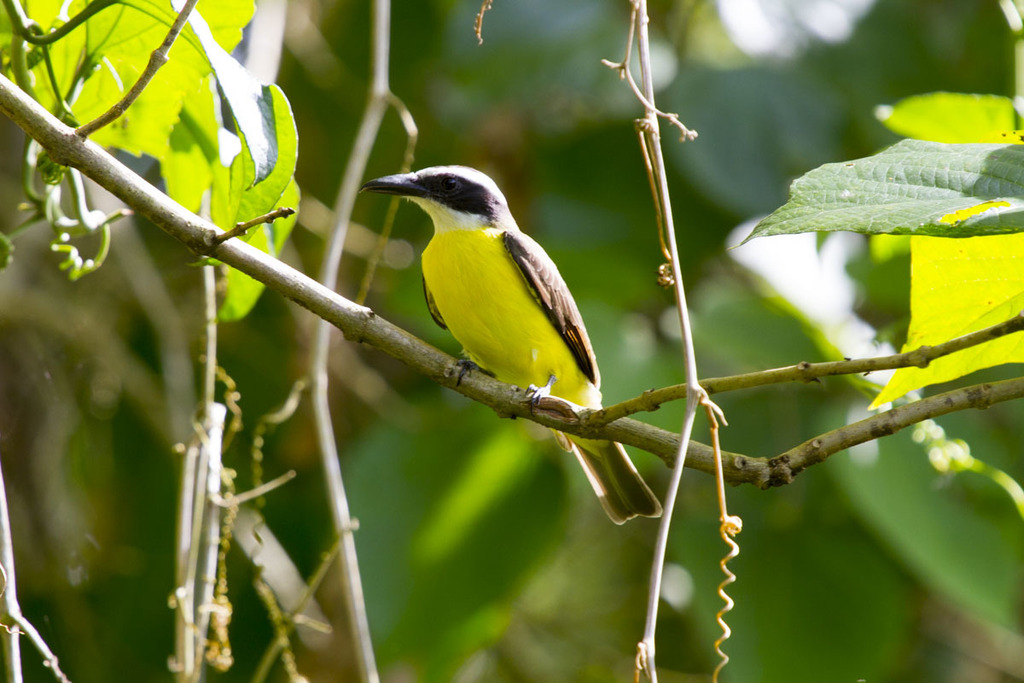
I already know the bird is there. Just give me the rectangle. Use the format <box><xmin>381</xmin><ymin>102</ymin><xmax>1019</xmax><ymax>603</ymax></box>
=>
<box><xmin>360</xmin><ymin>166</ymin><xmax>662</xmax><ymax>524</ymax></box>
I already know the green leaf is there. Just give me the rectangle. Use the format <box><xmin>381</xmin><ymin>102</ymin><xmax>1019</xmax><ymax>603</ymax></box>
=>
<box><xmin>831</xmin><ymin>434</ymin><xmax>1023</xmax><ymax>627</ymax></box>
<box><xmin>234</xmin><ymin>85</ymin><xmax>297</xmax><ymax>220</ymax></box>
<box><xmin>871</xmin><ymin>234</ymin><xmax>1024</xmax><ymax>406</ymax></box>
<box><xmin>73</xmin><ymin>2</ymin><xmax>208</xmax><ymax>158</ymax></box>
<box><xmin>117</xmin><ymin>0</ymin><xmax>253</xmax><ymax>57</ymax></box>
<box><xmin>747</xmin><ymin>140</ymin><xmax>1024</xmax><ymax>241</ymax></box>
<box><xmin>185</xmin><ymin>8</ymin><xmax>280</xmax><ymax>186</ymax></box>
<box><xmin>162</xmin><ymin>77</ymin><xmax>218</xmax><ymax>212</ymax></box>
<box><xmin>217</xmin><ymin>179</ymin><xmax>299</xmax><ymax>322</ymax></box>
<box><xmin>863</xmin><ymin>93</ymin><xmax>1024</xmax><ymax>405</ymax></box>
<box><xmin>215</xmin><ymin>83</ymin><xmax>297</xmax><ymax>322</ymax></box>
<box><xmin>876</xmin><ymin>92</ymin><xmax>1016</xmax><ymax>143</ymax></box>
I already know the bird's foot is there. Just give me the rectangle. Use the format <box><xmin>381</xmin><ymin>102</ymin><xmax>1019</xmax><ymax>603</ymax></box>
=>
<box><xmin>455</xmin><ymin>359</ymin><xmax>485</xmax><ymax>386</ymax></box>
<box><xmin>527</xmin><ymin>374</ymin><xmax>558</xmax><ymax>409</ymax></box>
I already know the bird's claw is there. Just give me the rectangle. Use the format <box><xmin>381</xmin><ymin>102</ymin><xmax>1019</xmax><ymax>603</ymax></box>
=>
<box><xmin>527</xmin><ymin>374</ymin><xmax>558</xmax><ymax>409</ymax></box>
<box><xmin>455</xmin><ymin>359</ymin><xmax>482</xmax><ymax>386</ymax></box>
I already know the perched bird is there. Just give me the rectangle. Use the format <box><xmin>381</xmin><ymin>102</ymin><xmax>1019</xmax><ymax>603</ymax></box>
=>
<box><xmin>360</xmin><ymin>166</ymin><xmax>661</xmax><ymax>524</ymax></box>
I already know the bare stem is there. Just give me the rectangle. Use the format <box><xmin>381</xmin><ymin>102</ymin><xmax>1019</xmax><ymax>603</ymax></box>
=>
<box><xmin>305</xmin><ymin>0</ymin><xmax>408</xmax><ymax>678</ymax></box>
<box><xmin>768</xmin><ymin>376</ymin><xmax>1024</xmax><ymax>484</ymax></box>
<box><xmin>0</xmin><ymin>452</ymin><xmax>71</xmax><ymax>683</ymax></box>
<box><xmin>76</xmin><ymin>0</ymin><xmax>200</xmax><ymax>137</ymax></box>
<box><xmin>474</xmin><ymin>0</ymin><xmax>494</xmax><ymax>44</ymax></box>
<box><xmin>614</xmin><ymin>1</ymin><xmax>704</xmax><ymax>679</ymax></box>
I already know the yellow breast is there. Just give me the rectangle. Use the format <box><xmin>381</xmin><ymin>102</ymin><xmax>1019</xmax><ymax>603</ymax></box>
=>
<box><xmin>421</xmin><ymin>228</ymin><xmax>600</xmax><ymax>407</ymax></box>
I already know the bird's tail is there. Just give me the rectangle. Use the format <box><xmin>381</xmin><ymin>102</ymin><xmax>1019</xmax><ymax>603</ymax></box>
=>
<box><xmin>566</xmin><ymin>436</ymin><xmax>662</xmax><ymax>524</ymax></box>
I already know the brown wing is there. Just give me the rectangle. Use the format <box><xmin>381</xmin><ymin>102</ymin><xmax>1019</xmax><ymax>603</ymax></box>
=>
<box><xmin>502</xmin><ymin>230</ymin><xmax>599</xmax><ymax>387</ymax></box>
<box><xmin>422</xmin><ymin>276</ymin><xmax>447</xmax><ymax>330</ymax></box>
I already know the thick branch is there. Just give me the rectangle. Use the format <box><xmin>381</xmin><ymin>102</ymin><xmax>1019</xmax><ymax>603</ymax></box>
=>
<box><xmin>0</xmin><ymin>74</ymin><xmax>745</xmax><ymax>476</ymax></box>
<box><xmin>4</xmin><ymin>73</ymin><xmax>1022</xmax><ymax>493</ymax></box>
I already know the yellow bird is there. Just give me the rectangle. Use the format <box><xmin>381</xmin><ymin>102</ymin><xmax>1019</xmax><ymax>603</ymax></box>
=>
<box><xmin>361</xmin><ymin>166</ymin><xmax>661</xmax><ymax>524</ymax></box>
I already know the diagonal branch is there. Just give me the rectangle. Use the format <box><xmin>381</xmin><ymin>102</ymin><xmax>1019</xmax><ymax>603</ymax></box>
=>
<box><xmin>3</xmin><ymin>71</ymin><xmax>1024</xmax><ymax>496</ymax></box>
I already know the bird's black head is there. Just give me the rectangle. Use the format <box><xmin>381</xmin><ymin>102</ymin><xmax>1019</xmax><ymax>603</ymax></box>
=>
<box><xmin>360</xmin><ymin>166</ymin><xmax>514</xmax><ymax>228</ymax></box>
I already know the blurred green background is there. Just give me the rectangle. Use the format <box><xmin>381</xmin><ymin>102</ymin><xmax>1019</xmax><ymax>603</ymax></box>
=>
<box><xmin>1</xmin><ymin>0</ymin><xmax>1023</xmax><ymax>681</ymax></box>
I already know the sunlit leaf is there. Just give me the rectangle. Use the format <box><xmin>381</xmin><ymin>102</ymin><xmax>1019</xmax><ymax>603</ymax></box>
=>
<box><xmin>74</xmin><ymin>3</ymin><xmax>207</xmax><ymax>158</ymax></box>
<box><xmin>215</xmin><ymin>85</ymin><xmax>297</xmax><ymax>322</ymax></box>
<box><xmin>876</xmin><ymin>92</ymin><xmax>1015</xmax><ymax>144</ymax></box>
<box><xmin>162</xmin><ymin>77</ymin><xmax>218</xmax><ymax>212</ymax></box>
<box><xmin>870</xmin><ymin>234</ymin><xmax>1024</xmax><ymax>407</ymax></box>
<box><xmin>866</xmin><ymin>94</ymin><xmax>1024</xmax><ymax>405</ymax></box>
<box><xmin>185</xmin><ymin>7</ymin><xmax>281</xmax><ymax>186</ymax></box>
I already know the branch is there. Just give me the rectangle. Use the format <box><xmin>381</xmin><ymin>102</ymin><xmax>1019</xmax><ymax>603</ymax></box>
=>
<box><xmin>305</xmin><ymin>0</ymin><xmax>407</xmax><ymax>678</ymax></box>
<box><xmin>207</xmin><ymin>207</ymin><xmax>296</xmax><ymax>246</ymax></box>
<box><xmin>766</xmin><ymin>377</ymin><xmax>1024</xmax><ymax>485</ymax></box>
<box><xmin>4</xmin><ymin>72</ymin><xmax>1023</xmax><ymax>497</ymax></box>
<box><xmin>0</xmin><ymin>72</ymin><xmax>744</xmax><ymax>468</ymax></box>
<box><xmin>596</xmin><ymin>310</ymin><xmax>1024</xmax><ymax>423</ymax></box>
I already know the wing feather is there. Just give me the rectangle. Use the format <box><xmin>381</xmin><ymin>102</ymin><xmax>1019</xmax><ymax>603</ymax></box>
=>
<box><xmin>502</xmin><ymin>230</ymin><xmax>599</xmax><ymax>386</ymax></box>
<box><xmin>422</xmin><ymin>276</ymin><xmax>447</xmax><ymax>330</ymax></box>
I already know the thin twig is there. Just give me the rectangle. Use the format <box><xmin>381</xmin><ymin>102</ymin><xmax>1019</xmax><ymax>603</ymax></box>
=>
<box><xmin>75</xmin><ymin>0</ymin><xmax>200</xmax><ymax>137</ymax></box>
<box><xmin>250</xmin><ymin>540</ymin><xmax>342</xmax><ymax>683</ymax></box>
<box><xmin>207</xmin><ymin>207</ymin><xmax>297</xmax><ymax>247</ymax></box>
<box><xmin>355</xmin><ymin>94</ymin><xmax>418</xmax><ymax>305</ymax></box>
<box><xmin>306</xmin><ymin>0</ymin><xmax>405</xmax><ymax>678</ymax></box>
<box><xmin>0</xmin><ymin>451</ymin><xmax>72</xmax><ymax>683</ymax></box>
<box><xmin>613</xmin><ymin>1</ymin><xmax>704</xmax><ymax>680</ymax></box>
<box><xmin>173</xmin><ymin>266</ymin><xmax>227</xmax><ymax>683</ymax></box>
<box><xmin>594</xmin><ymin>310</ymin><xmax>1024</xmax><ymax>424</ymax></box>
<box><xmin>213</xmin><ymin>470</ymin><xmax>297</xmax><ymax>507</ymax></box>
<box><xmin>474</xmin><ymin>0</ymin><xmax>494</xmax><ymax>44</ymax></box>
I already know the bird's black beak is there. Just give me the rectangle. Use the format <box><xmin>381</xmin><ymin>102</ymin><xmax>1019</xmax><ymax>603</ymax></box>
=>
<box><xmin>359</xmin><ymin>173</ymin><xmax>428</xmax><ymax>199</ymax></box>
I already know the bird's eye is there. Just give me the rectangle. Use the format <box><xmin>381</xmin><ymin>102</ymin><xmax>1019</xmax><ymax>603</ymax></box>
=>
<box><xmin>440</xmin><ymin>176</ymin><xmax>460</xmax><ymax>193</ymax></box>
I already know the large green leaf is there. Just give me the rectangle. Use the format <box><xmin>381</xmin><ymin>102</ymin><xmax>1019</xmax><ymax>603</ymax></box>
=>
<box><xmin>747</xmin><ymin>140</ymin><xmax>1024</xmax><ymax>241</ymax></box>
<box><xmin>76</xmin><ymin>2</ymin><xmax>202</xmax><ymax>159</ymax></box>
<box><xmin>162</xmin><ymin>77</ymin><xmax>218</xmax><ymax>212</ymax></box>
<box><xmin>185</xmin><ymin>7</ymin><xmax>281</xmax><ymax>186</ymax></box>
<box><xmin>868</xmin><ymin>94</ymin><xmax>1024</xmax><ymax>405</ymax></box>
